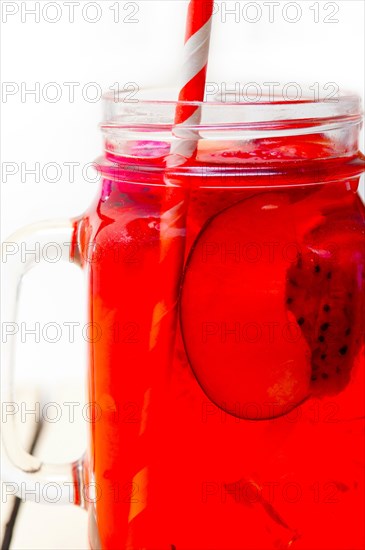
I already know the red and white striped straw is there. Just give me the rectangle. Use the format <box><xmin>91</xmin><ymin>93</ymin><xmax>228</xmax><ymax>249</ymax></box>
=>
<box><xmin>171</xmin><ymin>0</ymin><xmax>214</xmax><ymax>160</ymax></box>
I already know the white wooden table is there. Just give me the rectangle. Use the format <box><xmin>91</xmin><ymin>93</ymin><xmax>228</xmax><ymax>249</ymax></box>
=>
<box><xmin>1</xmin><ymin>385</ymin><xmax>89</xmax><ymax>549</ymax></box>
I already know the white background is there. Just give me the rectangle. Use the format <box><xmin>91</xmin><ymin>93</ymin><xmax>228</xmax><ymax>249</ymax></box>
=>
<box><xmin>1</xmin><ymin>1</ymin><xmax>364</xmax><ymax>547</ymax></box>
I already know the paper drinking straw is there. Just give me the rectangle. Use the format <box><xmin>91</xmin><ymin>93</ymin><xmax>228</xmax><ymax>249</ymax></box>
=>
<box><xmin>149</xmin><ymin>0</ymin><xmax>215</xmax><ymax>388</ymax></box>
<box><xmin>149</xmin><ymin>0</ymin><xmax>215</xmax><ymax>372</ymax></box>
<box><xmin>126</xmin><ymin>2</ymin><xmax>215</xmax><ymax>542</ymax></box>
<box><xmin>171</xmin><ymin>0</ymin><xmax>214</xmax><ymax>160</ymax></box>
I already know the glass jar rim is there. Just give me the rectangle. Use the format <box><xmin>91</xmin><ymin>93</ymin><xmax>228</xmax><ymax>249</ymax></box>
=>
<box><xmin>101</xmin><ymin>87</ymin><xmax>362</xmax><ymax>132</ymax></box>
<box><xmin>99</xmin><ymin>86</ymin><xmax>365</xmax><ymax>187</ymax></box>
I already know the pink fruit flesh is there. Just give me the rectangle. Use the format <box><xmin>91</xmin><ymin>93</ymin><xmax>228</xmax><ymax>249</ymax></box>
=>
<box><xmin>180</xmin><ymin>193</ymin><xmax>312</xmax><ymax>420</ymax></box>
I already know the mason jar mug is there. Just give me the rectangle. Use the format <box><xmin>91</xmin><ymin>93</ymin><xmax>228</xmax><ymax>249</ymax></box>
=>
<box><xmin>2</xmin><ymin>90</ymin><xmax>365</xmax><ymax>550</ymax></box>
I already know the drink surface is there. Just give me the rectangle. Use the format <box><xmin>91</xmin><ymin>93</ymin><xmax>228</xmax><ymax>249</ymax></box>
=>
<box><xmin>77</xmin><ymin>136</ymin><xmax>365</xmax><ymax>550</ymax></box>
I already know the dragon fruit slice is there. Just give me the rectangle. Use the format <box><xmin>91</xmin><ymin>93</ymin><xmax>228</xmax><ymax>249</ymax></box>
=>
<box><xmin>180</xmin><ymin>192</ymin><xmax>312</xmax><ymax>420</ymax></box>
<box><xmin>286</xmin><ymin>218</ymin><xmax>364</xmax><ymax>397</ymax></box>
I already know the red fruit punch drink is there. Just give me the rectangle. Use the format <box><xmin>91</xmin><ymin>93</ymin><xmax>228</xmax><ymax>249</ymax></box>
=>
<box><xmin>76</xmin><ymin>91</ymin><xmax>365</xmax><ymax>550</ymax></box>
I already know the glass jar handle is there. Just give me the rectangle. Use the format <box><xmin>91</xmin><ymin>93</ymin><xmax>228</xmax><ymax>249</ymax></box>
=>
<box><xmin>1</xmin><ymin>220</ymin><xmax>84</xmax><ymax>505</ymax></box>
